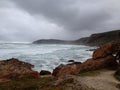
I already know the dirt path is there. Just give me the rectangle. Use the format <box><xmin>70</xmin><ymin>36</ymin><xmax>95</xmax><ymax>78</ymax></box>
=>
<box><xmin>74</xmin><ymin>70</ymin><xmax>120</xmax><ymax>90</ymax></box>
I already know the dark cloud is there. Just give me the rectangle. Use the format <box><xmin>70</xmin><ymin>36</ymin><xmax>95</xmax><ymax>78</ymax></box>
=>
<box><xmin>12</xmin><ymin>0</ymin><xmax>120</xmax><ymax>31</ymax></box>
<box><xmin>0</xmin><ymin>0</ymin><xmax>120</xmax><ymax>42</ymax></box>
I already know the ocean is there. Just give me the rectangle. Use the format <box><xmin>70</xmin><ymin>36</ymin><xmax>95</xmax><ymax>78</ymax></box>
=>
<box><xmin>0</xmin><ymin>43</ymin><xmax>95</xmax><ymax>72</ymax></box>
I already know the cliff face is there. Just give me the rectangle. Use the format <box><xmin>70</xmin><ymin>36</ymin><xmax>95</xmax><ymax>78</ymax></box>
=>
<box><xmin>75</xmin><ymin>30</ymin><xmax>120</xmax><ymax>46</ymax></box>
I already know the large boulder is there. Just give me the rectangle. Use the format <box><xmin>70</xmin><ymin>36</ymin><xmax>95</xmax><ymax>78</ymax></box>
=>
<box><xmin>0</xmin><ymin>58</ymin><xmax>35</xmax><ymax>79</ymax></box>
<box><xmin>93</xmin><ymin>42</ymin><xmax>117</xmax><ymax>60</ymax></box>
<box><xmin>80</xmin><ymin>55</ymin><xmax>117</xmax><ymax>72</ymax></box>
<box><xmin>52</xmin><ymin>62</ymin><xmax>81</xmax><ymax>78</ymax></box>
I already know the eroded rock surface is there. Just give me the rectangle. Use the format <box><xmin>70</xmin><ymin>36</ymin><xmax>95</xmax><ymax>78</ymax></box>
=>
<box><xmin>0</xmin><ymin>58</ymin><xmax>36</xmax><ymax>79</ymax></box>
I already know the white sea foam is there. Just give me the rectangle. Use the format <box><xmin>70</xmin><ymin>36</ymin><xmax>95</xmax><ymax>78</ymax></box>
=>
<box><xmin>0</xmin><ymin>43</ymin><xmax>95</xmax><ymax>71</ymax></box>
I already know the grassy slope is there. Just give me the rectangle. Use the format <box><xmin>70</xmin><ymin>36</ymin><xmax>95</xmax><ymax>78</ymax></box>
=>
<box><xmin>0</xmin><ymin>77</ymin><xmax>57</xmax><ymax>90</ymax></box>
<box><xmin>0</xmin><ymin>76</ymin><xmax>96</xmax><ymax>90</ymax></box>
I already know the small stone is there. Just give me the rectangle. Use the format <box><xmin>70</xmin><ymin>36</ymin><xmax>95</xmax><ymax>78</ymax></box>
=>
<box><xmin>40</xmin><ymin>70</ymin><xmax>51</xmax><ymax>75</ymax></box>
<box><xmin>68</xmin><ymin>60</ymin><xmax>75</xmax><ymax>62</ymax></box>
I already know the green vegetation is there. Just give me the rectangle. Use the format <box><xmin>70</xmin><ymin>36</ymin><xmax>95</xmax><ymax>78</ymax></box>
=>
<box><xmin>56</xmin><ymin>78</ymin><xmax>97</xmax><ymax>90</ymax></box>
<box><xmin>89</xmin><ymin>30</ymin><xmax>120</xmax><ymax>46</ymax></box>
<box><xmin>77</xmin><ymin>70</ymin><xmax>101</xmax><ymax>76</ymax></box>
<box><xmin>79</xmin><ymin>70</ymin><xmax>100</xmax><ymax>76</ymax></box>
<box><xmin>0</xmin><ymin>77</ymin><xmax>57</xmax><ymax>90</ymax></box>
<box><xmin>0</xmin><ymin>76</ymin><xmax>98</xmax><ymax>90</ymax></box>
<box><xmin>77</xmin><ymin>69</ymin><xmax>109</xmax><ymax>76</ymax></box>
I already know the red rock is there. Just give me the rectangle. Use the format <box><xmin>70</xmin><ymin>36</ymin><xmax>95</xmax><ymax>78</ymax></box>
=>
<box><xmin>52</xmin><ymin>55</ymin><xmax>117</xmax><ymax>78</ymax></box>
<box><xmin>29</xmin><ymin>71</ymin><xmax>40</xmax><ymax>78</ymax></box>
<box><xmin>19</xmin><ymin>71</ymin><xmax>40</xmax><ymax>79</ymax></box>
<box><xmin>0</xmin><ymin>72</ymin><xmax>20</xmax><ymax>79</ymax></box>
<box><xmin>93</xmin><ymin>42</ymin><xmax>120</xmax><ymax>60</ymax></box>
<box><xmin>0</xmin><ymin>58</ymin><xmax>34</xmax><ymax>79</ymax></box>
<box><xmin>0</xmin><ymin>58</ymin><xmax>34</xmax><ymax>72</ymax></box>
<box><xmin>80</xmin><ymin>55</ymin><xmax>117</xmax><ymax>72</ymax></box>
<box><xmin>52</xmin><ymin>62</ymin><xmax>81</xmax><ymax>78</ymax></box>
<box><xmin>0</xmin><ymin>78</ymin><xmax>10</xmax><ymax>83</ymax></box>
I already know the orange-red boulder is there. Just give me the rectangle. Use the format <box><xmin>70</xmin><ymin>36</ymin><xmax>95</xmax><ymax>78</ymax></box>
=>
<box><xmin>0</xmin><ymin>58</ymin><xmax>34</xmax><ymax>79</ymax></box>
<box><xmin>93</xmin><ymin>41</ymin><xmax>120</xmax><ymax>60</ymax></box>
<box><xmin>80</xmin><ymin>55</ymin><xmax>117</xmax><ymax>72</ymax></box>
<box><xmin>52</xmin><ymin>62</ymin><xmax>82</xmax><ymax>78</ymax></box>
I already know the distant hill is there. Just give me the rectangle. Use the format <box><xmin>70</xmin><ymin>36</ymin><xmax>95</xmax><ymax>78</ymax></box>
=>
<box><xmin>75</xmin><ymin>30</ymin><xmax>120</xmax><ymax>46</ymax></box>
<box><xmin>33</xmin><ymin>30</ymin><xmax>120</xmax><ymax>46</ymax></box>
<box><xmin>33</xmin><ymin>39</ymin><xmax>74</xmax><ymax>44</ymax></box>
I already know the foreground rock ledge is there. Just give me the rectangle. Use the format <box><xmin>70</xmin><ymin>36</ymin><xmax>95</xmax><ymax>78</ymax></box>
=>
<box><xmin>0</xmin><ymin>58</ymin><xmax>39</xmax><ymax>79</ymax></box>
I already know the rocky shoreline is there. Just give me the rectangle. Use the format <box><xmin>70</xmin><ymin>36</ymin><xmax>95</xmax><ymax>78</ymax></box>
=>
<box><xmin>53</xmin><ymin>41</ymin><xmax>120</xmax><ymax>78</ymax></box>
<box><xmin>0</xmin><ymin>41</ymin><xmax>120</xmax><ymax>90</ymax></box>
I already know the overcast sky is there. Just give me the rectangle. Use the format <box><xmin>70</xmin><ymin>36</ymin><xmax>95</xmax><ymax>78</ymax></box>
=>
<box><xmin>0</xmin><ymin>0</ymin><xmax>120</xmax><ymax>42</ymax></box>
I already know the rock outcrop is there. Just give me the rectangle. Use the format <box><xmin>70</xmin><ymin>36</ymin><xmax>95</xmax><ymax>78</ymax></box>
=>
<box><xmin>81</xmin><ymin>55</ymin><xmax>117</xmax><ymax>71</ymax></box>
<box><xmin>93</xmin><ymin>41</ymin><xmax>120</xmax><ymax>59</ymax></box>
<box><xmin>0</xmin><ymin>58</ymin><xmax>34</xmax><ymax>72</ymax></box>
<box><xmin>52</xmin><ymin>63</ymin><xmax>82</xmax><ymax>78</ymax></box>
<box><xmin>80</xmin><ymin>41</ymin><xmax>119</xmax><ymax>72</ymax></box>
<box><xmin>0</xmin><ymin>58</ymin><xmax>37</xmax><ymax>79</ymax></box>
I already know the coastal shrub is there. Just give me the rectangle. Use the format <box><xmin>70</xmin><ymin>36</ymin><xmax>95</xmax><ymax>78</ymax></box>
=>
<box><xmin>0</xmin><ymin>77</ymin><xmax>99</xmax><ymax>90</ymax></box>
<box><xmin>79</xmin><ymin>70</ymin><xmax>100</xmax><ymax>76</ymax></box>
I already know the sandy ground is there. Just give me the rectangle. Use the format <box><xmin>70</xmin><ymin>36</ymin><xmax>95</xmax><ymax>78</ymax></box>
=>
<box><xmin>75</xmin><ymin>70</ymin><xmax>120</xmax><ymax>90</ymax></box>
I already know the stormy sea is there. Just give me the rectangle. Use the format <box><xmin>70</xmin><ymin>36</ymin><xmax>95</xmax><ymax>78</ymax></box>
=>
<box><xmin>0</xmin><ymin>43</ymin><xmax>94</xmax><ymax>71</ymax></box>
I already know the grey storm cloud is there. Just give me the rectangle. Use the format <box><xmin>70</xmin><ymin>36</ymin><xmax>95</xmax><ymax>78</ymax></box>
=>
<box><xmin>0</xmin><ymin>0</ymin><xmax>120</xmax><ymax>42</ymax></box>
